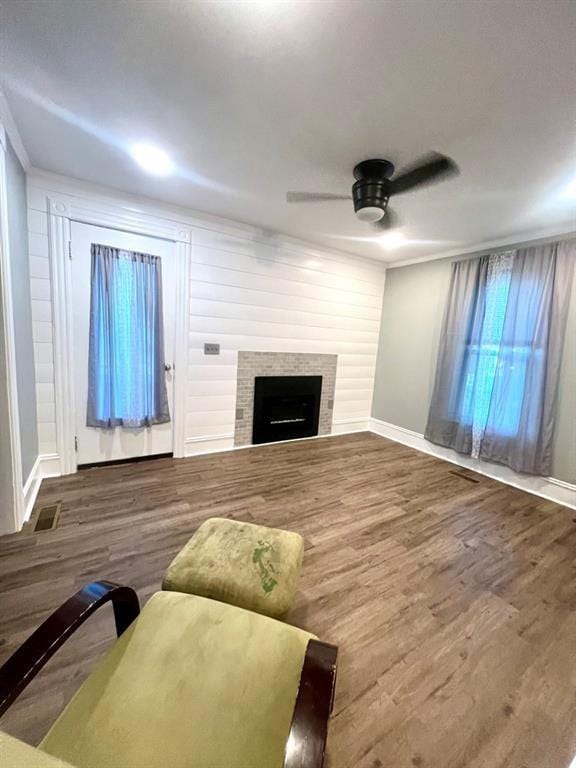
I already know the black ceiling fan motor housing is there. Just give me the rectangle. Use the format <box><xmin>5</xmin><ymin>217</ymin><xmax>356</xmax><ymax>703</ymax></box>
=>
<box><xmin>352</xmin><ymin>159</ymin><xmax>395</xmax><ymax>215</ymax></box>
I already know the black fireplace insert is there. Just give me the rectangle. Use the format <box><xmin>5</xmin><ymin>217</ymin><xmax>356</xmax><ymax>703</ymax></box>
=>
<box><xmin>252</xmin><ymin>375</ymin><xmax>322</xmax><ymax>445</ymax></box>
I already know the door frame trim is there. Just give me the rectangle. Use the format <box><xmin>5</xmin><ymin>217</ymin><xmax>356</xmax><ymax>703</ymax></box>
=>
<box><xmin>47</xmin><ymin>194</ymin><xmax>192</xmax><ymax>474</ymax></box>
<box><xmin>0</xmin><ymin>121</ymin><xmax>25</xmax><ymax>530</ymax></box>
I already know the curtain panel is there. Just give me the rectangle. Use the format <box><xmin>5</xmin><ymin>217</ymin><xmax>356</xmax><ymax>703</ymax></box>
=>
<box><xmin>87</xmin><ymin>244</ymin><xmax>170</xmax><ymax>429</ymax></box>
<box><xmin>425</xmin><ymin>239</ymin><xmax>575</xmax><ymax>476</ymax></box>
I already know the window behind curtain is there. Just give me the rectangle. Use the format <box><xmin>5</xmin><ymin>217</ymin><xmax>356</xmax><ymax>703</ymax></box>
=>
<box><xmin>458</xmin><ymin>252</ymin><xmax>524</xmax><ymax>455</ymax></box>
<box><xmin>87</xmin><ymin>244</ymin><xmax>170</xmax><ymax>429</ymax></box>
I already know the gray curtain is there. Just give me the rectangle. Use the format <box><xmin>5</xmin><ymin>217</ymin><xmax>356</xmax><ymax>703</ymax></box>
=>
<box><xmin>424</xmin><ymin>256</ymin><xmax>488</xmax><ymax>455</ymax></box>
<box><xmin>480</xmin><ymin>241</ymin><xmax>574</xmax><ymax>473</ymax></box>
<box><xmin>87</xmin><ymin>244</ymin><xmax>170</xmax><ymax>429</ymax></box>
<box><xmin>425</xmin><ymin>239</ymin><xmax>575</xmax><ymax>475</ymax></box>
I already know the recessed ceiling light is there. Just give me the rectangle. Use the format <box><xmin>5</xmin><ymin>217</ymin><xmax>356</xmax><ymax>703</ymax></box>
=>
<box><xmin>130</xmin><ymin>143</ymin><xmax>174</xmax><ymax>176</ymax></box>
<box><xmin>379</xmin><ymin>232</ymin><xmax>406</xmax><ymax>250</ymax></box>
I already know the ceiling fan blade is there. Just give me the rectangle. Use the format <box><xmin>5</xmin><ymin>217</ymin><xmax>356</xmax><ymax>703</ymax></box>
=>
<box><xmin>372</xmin><ymin>208</ymin><xmax>400</xmax><ymax>231</ymax></box>
<box><xmin>389</xmin><ymin>152</ymin><xmax>459</xmax><ymax>196</ymax></box>
<box><xmin>286</xmin><ymin>192</ymin><xmax>352</xmax><ymax>203</ymax></box>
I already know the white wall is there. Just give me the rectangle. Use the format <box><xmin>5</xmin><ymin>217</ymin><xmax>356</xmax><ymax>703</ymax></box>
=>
<box><xmin>26</xmin><ymin>172</ymin><xmax>386</xmax><ymax>465</ymax></box>
<box><xmin>27</xmin><ymin>189</ymin><xmax>55</xmax><ymax>457</ymax></box>
<box><xmin>184</xmin><ymin>227</ymin><xmax>384</xmax><ymax>454</ymax></box>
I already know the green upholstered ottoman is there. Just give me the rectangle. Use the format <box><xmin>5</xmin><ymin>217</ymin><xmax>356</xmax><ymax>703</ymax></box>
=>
<box><xmin>162</xmin><ymin>517</ymin><xmax>304</xmax><ymax>620</ymax></box>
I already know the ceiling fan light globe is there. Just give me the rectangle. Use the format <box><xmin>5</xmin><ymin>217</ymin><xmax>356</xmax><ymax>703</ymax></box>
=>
<box><xmin>356</xmin><ymin>206</ymin><xmax>384</xmax><ymax>223</ymax></box>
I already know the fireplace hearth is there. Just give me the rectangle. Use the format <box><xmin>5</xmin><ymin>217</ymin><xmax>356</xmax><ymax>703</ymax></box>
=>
<box><xmin>252</xmin><ymin>375</ymin><xmax>322</xmax><ymax>445</ymax></box>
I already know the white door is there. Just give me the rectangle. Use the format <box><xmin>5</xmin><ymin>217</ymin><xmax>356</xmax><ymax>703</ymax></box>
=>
<box><xmin>71</xmin><ymin>222</ymin><xmax>176</xmax><ymax>465</ymax></box>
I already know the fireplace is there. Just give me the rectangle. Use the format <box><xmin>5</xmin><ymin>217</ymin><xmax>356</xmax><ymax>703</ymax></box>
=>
<box><xmin>252</xmin><ymin>375</ymin><xmax>323</xmax><ymax>445</ymax></box>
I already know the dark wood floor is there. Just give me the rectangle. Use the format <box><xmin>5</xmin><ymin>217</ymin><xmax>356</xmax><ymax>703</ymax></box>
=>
<box><xmin>1</xmin><ymin>433</ymin><xmax>575</xmax><ymax>767</ymax></box>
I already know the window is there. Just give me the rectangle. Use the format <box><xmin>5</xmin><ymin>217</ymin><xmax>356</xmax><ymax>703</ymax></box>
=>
<box><xmin>459</xmin><ymin>254</ymin><xmax>515</xmax><ymax>455</ymax></box>
<box><xmin>87</xmin><ymin>244</ymin><xmax>170</xmax><ymax>429</ymax></box>
<box><xmin>459</xmin><ymin>254</ymin><xmax>544</xmax><ymax>455</ymax></box>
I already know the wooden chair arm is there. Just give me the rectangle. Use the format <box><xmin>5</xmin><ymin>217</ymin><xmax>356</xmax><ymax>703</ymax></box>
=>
<box><xmin>0</xmin><ymin>580</ymin><xmax>140</xmax><ymax>718</ymax></box>
<box><xmin>284</xmin><ymin>639</ymin><xmax>338</xmax><ymax>768</ymax></box>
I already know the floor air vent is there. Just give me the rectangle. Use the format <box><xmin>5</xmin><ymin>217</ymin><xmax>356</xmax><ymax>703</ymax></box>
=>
<box><xmin>33</xmin><ymin>503</ymin><xmax>62</xmax><ymax>532</ymax></box>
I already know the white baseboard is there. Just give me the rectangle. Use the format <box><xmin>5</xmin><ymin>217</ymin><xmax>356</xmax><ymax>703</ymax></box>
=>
<box><xmin>183</xmin><ymin>418</ymin><xmax>370</xmax><ymax>458</ymax></box>
<box><xmin>27</xmin><ymin>420</ymin><xmax>369</xmax><ymax>468</ymax></box>
<box><xmin>38</xmin><ymin>453</ymin><xmax>62</xmax><ymax>479</ymax></box>
<box><xmin>26</xmin><ymin>425</ymin><xmax>575</xmax><ymax>520</ymax></box>
<box><xmin>332</xmin><ymin>417</ymin><xmax>370</xmax><ymax>435</ymax></box>
<box><xmin>20</xmin><ymin>453</ymin><xmax>62</xmax><ymax>527</ymax></box>
<box><xmin>369</xmin><ymin>417</ymin><xmax>576</xmax><ymax>510</ymax></box>
<box><xmin>22</xmin><ymin>456</ymin><xmax>42</xmax><ymax>523</ymax></box>
<box><xmin>184</xmin><ymin>434</ymin><xmax>235</xmax><ymax>457</ymax></box>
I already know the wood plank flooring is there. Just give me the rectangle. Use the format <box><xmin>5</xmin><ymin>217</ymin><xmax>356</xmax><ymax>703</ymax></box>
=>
<box><xmin>1</xmin><ymin>432</ymin><xmax>575</xmax><ymax>767</ymax></box>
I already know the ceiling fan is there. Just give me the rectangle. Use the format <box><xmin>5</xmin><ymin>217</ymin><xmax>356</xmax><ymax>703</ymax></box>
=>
<box><xmin>286</xmin><ymin>152</ymin><xmax>459</xmax><ymax>231</ymax></box>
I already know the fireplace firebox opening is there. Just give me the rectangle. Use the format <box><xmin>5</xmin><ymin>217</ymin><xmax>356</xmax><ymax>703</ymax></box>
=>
<box><xmin>252</xmin><ymin>375</ymin><xmax>322</xmax><ymax>445</ymax></box>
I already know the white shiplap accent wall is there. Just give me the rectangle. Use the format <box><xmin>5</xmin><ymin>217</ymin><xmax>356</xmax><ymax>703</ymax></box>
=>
<box><xmin>26</xmin><ymin>174</ymin><xmax>386</xmax><ymax>465</ymax></box>
<box><xmin>27</xmin><ymin>197</ymin><xmax>57</xmax><ymax>457</ymax></box>
<box><xmin>185</xmin><ymin>227</ymin><xmax>385</xmax><ymax>453</ymax></box>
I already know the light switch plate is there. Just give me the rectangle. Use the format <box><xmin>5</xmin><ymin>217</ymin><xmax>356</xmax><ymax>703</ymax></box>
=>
<box><xmin>204</xmin><ymin>343</ymin><xmax>220</xmax><ymax>355</ymax></box>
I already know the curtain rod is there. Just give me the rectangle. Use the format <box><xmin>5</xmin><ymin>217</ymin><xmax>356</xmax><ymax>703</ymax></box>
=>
<box><xmin>451</xmin><ymin>230</ymin><xmax>576</xmax><ymax>264</ymax></box>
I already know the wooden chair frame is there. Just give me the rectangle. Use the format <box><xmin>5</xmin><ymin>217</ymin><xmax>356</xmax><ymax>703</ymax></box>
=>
<box><xmin>0</xmin><ymin>581</ymin><xmax>337</xmax><ymax>768</ymax></box>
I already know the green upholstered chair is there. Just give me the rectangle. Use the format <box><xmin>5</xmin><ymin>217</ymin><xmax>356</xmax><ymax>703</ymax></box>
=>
<box><xmin>0</xmin><ymin>733</ymin><xmax>75</xmax><ymax>767</ymax></box>
<box><xmin>0</xmin><ymin>582</ymin><xmax>337</xmax><ymax>768</ymax></box>
<box><xmin>163</xmin><ymin>518</ymin><xmax>304</xmax><ymax>620</ymax></box>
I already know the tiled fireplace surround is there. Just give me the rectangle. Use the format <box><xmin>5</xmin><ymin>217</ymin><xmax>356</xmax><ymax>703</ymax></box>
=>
<box><xmin>234</xmin><ymin>351</ymin><xmax>338</xmax><ymax>446</ymax></box>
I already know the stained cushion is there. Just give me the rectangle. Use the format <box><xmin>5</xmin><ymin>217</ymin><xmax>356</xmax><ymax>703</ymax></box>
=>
<box><xmin>40</xmin><ymin>591</ymin><xmax>313</xmax><ymax>768</ymax></box>
<box><xmin>0</xmin><ymin>732</ymin><xmax>76</xmax><ymax>767</ymax></box>
<box><xmin>162</xmin><ymin>517</ymin><xmax>304</xmax><ymax>619</ymax></box>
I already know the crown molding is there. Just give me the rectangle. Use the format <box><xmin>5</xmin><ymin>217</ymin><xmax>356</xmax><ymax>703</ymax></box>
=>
<box><xmin>31</xmin><ymin>166</ymin><xmax>573</xmax><ymax>273</ymax></box>
<box><xmin>386</xmin><ymin>227</ymin><xmax>576</xmax><ymax>269</ymax></box>
<box><xmin>27</xmin><ymin>167</ymin><xmax>386</xmax><ymax>272</ymax></box>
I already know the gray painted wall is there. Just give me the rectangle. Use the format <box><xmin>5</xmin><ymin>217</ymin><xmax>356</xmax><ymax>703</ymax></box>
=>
<box><xmin>371</xmin><ymin>255</ymin><xmax>575</xmax><ymax>483</ymax></box>
<box><xmin>5</xmin><ymin>137</ymin><xmax>38</xmax><ymax>481</ymax></box>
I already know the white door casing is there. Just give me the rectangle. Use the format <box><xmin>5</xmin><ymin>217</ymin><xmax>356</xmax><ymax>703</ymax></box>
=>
<box><xmin>47</xmin><ymin>195</ymin><xmax>191</xmax><ymax>474</ymax></box>
<box><xmin>71</xmin><ymin>222</ymin><xmax>177</xmax><ymax>465</ymax></box>
<box><xmin>0</xmin><ymin>121</ymin><xmax>24</xmax><ymax>530</ymax></box>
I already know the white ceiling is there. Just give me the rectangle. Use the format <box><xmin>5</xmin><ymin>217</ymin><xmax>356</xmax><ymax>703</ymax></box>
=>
<box><xmin>1</xmin><ymin>0</ymin><xmax>575</xmax><ymax>263</ymax></box>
